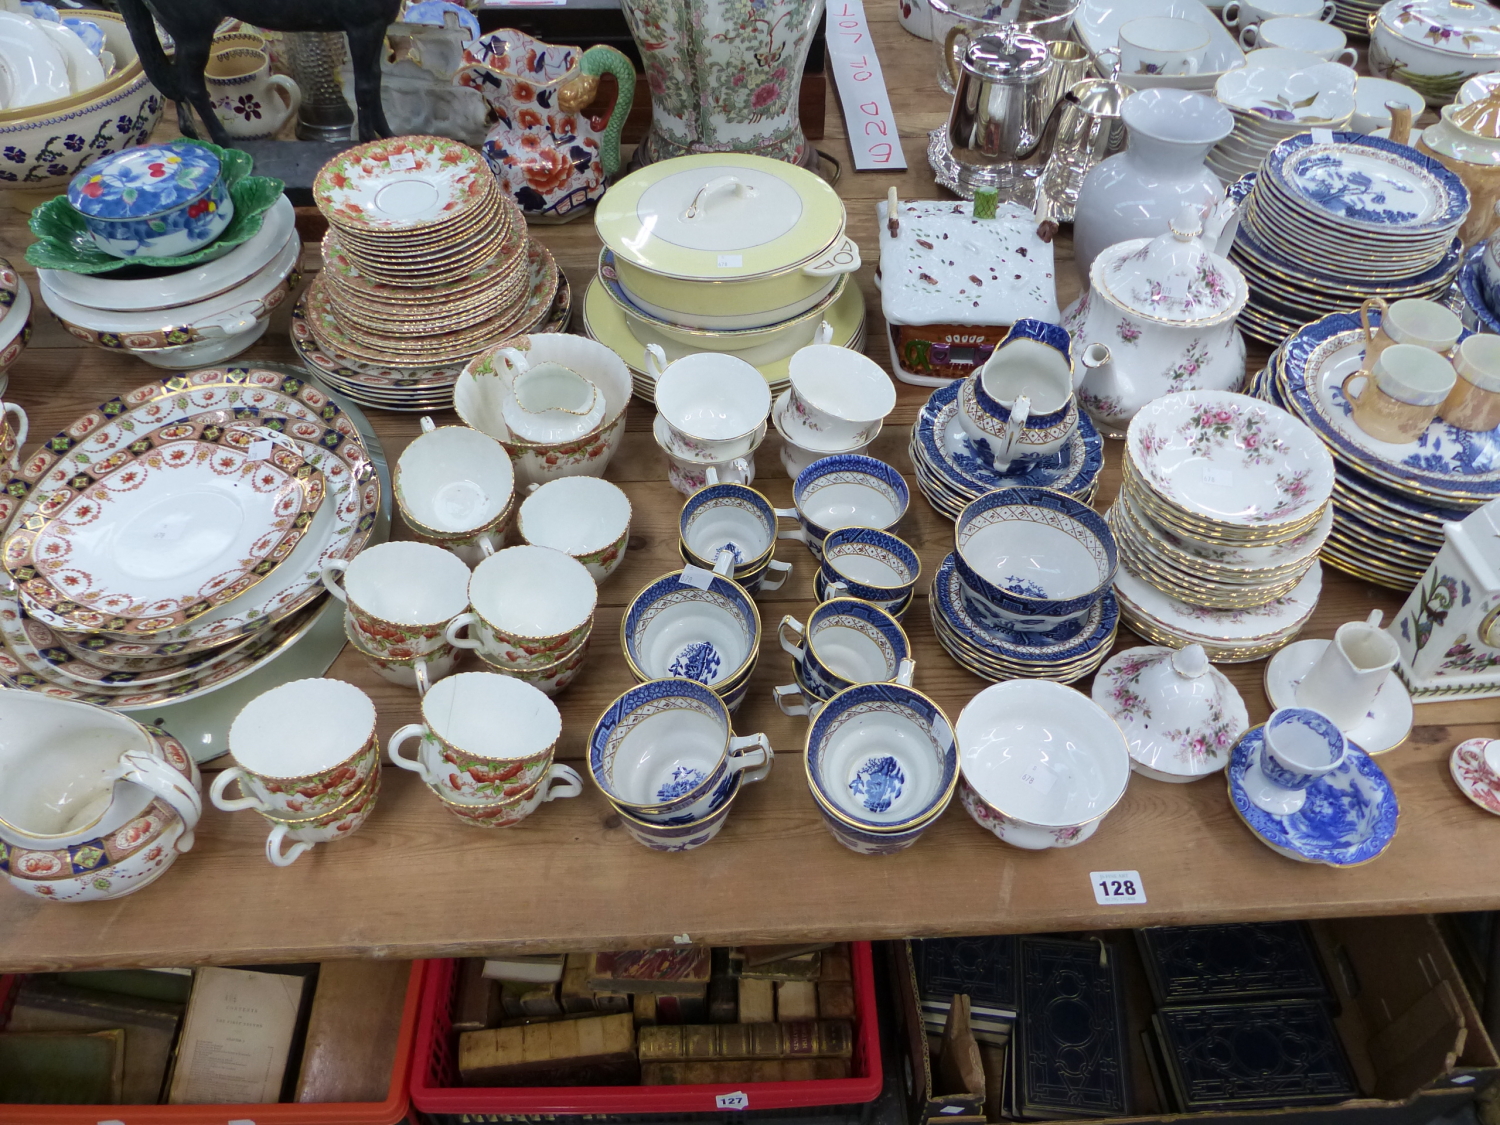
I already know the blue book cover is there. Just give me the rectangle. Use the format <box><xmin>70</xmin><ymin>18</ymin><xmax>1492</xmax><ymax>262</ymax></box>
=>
<box><xmin>1015</xmin><ymin>937</ymin><xmax>1128</xmax><ymax>1119</ymax></box>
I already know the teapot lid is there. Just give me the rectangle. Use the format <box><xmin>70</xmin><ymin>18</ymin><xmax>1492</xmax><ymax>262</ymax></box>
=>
<box><xmin>1091</xmin><ymin>204</ymin><xmax>1247</xmax><ymax>325</ymax></box>
<box><xmin>1377</xmin><ymin>0</ymin><xmax>1500</xmax><ymax>56</ymax></box>
<box><xmin>1091</xmin><ymin>643</ymin><xmax>1249</xmax><ymax>780</ymax></box>
<box><xmin>962</xmin><ymin>28</ymin><xmax>1051</xmax><ymax>83</ymax></box>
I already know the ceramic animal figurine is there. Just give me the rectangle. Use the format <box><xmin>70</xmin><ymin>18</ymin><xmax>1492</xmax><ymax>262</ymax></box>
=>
<box><xmin>115</xmin><ymin>0</ymin><xmax>400</xmax><ymax>144</ymax></box>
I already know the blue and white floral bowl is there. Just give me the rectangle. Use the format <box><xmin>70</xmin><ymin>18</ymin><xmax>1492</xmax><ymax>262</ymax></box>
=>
<box><xmin>804</xmin><ymin>681</ymin><xmax>957</xmax><ymax>854</ymax></box>
<box><xmin>68</xmin><ymin>141</ymin><xmax>233</xmax><ymax>259</ymax></box>
<box><xmin>621</xmin><ymin>571</ymin><xmax>762</xmax><ymax>712</ymax></box>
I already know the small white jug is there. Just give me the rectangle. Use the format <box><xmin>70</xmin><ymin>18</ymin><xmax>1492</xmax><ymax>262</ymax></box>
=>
<box><xmin>1297</xmin><ymin>610</ymin><xmax>1401</xmax><ymax>730</ymax></box>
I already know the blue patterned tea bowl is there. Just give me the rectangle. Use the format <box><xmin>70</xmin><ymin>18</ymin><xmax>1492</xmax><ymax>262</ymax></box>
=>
<box><xmin>776</xmin><ymin>454</ymin><xmax>909</xmax><ymax>558</ymax></box>
<box><xmin>67</xmin><ymin>141</ymin><xmax>233</xmax><ymax>259</ymax></box>
<box><xmin>589</xmin><ymin>678</ymin><xmax>772</xmax><ymax>822</ymax></box>
<box><xmin>621</xmin><ymin>571</ymin><xmax>762</xmax><ymax>711</ymax></box>
<box><xmin>804</xmin><ymin>681</ymin><xmax>958</xmax><ymax>854</ymax></box>
<box><xmin>954</xmin><ymin>486</ymin><xmax>1116</xmax><ymax>629</ymax></box>
<box><xmin>611</xmin><ymin>770</ymin><xmax>743</xmax><ymax>852</ymax></box>
<box><xmin>817</xmin><ymin>526</ymin><xmax>921</xmax><ymax>612</ymax></box>
<box><xmin>779</xmin><ymin>597</ymin><xmax>912</xmax><ymax>701</ymax></box>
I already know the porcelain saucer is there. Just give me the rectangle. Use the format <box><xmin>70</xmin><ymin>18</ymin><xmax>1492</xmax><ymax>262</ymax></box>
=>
<box><xmin>1450</xmin><ymin>738</ymin><xmax>1500</xmax><ymax>816</ymax></box>
<box><xmin>1263</xmin><ymin>638</ymin><xmax>1413</xmax><ymax>754</ymax></box>
<box><xmin>1227</xmin><ymin>725</ymin><xmax>1398</xmax><ymax>867</ymax></box>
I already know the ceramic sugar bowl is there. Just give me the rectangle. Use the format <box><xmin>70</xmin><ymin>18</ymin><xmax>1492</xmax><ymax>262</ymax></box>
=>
<box><xmin>1092</xmin><ymin>643</ymin><xmax>1250</xmax><ymax>783</ymax></box>
<box><xmin>1062</xmin><ymin>205</ymin><xmax>1249</xmax><ymax>437</ymax></box>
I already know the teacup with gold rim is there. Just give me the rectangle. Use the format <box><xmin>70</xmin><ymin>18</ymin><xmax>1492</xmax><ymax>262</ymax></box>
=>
<box><xmin>321</xmin><ymin>540</ymin><xmax>471</xmax><ymax>660</ymax></box>
<box><xmin>446</xmin><ymin>545</ymin><xmax>597</xmax><ymax>669</ymax></box>
<box><xmin>433</xmin><ymin>763</ymin><xmax>583</xmax><ymax>828</ymax></box>
<box><xmin>262</xmin><ymin>765</ymin><xmax>380</xmax><ymax>867</ymax></box>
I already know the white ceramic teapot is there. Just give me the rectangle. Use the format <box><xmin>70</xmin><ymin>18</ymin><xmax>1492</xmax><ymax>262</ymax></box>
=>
<box><xmin>1061</xmin><ymin>205</ymin><xmax>1249</xmax><ymax>437</ymax></box>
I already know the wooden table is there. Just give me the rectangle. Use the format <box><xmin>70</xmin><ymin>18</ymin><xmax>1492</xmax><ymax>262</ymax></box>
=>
<box><xmin>0</xmin><ymin>14</ymin><xmax>1491</xmax><ymax>973</ymax></box>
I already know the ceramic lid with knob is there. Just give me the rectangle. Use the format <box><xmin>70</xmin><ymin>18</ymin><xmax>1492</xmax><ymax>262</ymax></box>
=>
<box><xmin>594</xmin><ymin>153</ymin><xmax>849</xmax><ymax>282</ymax></box>
<box><xmin>1090</xmin><ymin>643</ymin><xmax>1250</xmax><ymax>781</ymax></box>
<box><xmin>1091</xmin><ymin>204</ymin><xmax>1248</xmax><ymax>326</ymax></box>
<box><xmin>1378</xmin><ymin>0</ymin><xmax>1500</xmax><ymax>56</ymax></box>
<box><xmin>959</xmin><ymin>28</ymin><xmax>1051</xmax><ymax>84</ymax></box>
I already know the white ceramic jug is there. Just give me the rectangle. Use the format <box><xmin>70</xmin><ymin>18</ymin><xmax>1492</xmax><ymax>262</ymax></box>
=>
<box><xmin>1297</xmin><ymin>610</ymin><xmax>1401</xmax><ymax>729</ymax></box>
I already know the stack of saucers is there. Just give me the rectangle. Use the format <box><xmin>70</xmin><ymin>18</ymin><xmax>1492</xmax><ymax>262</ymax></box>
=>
<box><xmin>1332</xmin><ymin>0</ymin><xmax>1381</xmax><ymax>38</ymax></box>
<box><xmin>1228</xmin><ymin>133</ymin><xmax>1468</xmax><ymax>346</ymax></box>
<box><xmin>908</xmin><ymin>381</ymin><xmax>1104</xmax><ymax>521</ymax></box>
<box><xmin>1208</xmin><ymin>63</ymin><xmax>1356</xmax><ymax>186</ymax></box>
<box><xmin>930</xmin><ymin>487</ymin><xmax>1119</xmax><ymax>684</ymax></box>
<box><xmin>0</xmin><ymin>368</ymin><xmax>380</xmax><ymax>712</ymax></box>
<box><xmin>1112</xmin><ymin>391</ymin><xmax>1334</xmax><ymax>658</ymax></box>
<box><xmin>1255</xmin><ymin>307</ymin><xmax>1488</xmax><ymax>589</ymax></box>
<box><xmin>291</xmin><ymin>135</ymin><xmax>564</xmax><ymax>411</ymax></box>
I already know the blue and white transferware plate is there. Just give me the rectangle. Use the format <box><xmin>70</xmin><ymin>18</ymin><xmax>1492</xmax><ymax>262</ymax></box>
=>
<box><xmin>1263</xmin><ymin>132</ymin><xmax>1467</xmax><ymax>236</ymax></box>
<box><xmin>1457</xmin><ymin>242</ymin><xmax>1500</xmax><ymax>335</ymax></box>
<box><xmin>1227</xmin><ymin>725</ymin><xmax>1398</xmax><ymax>867</ymax></box>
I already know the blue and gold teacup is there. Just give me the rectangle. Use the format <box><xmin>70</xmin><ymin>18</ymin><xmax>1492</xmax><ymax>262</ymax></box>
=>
<box><xmin>779</xmin><ymin>597</ymin><xmax>912</xmax><ymax>701</ymax></box>
<box><xmin>622</xmin><ymin>572</ymin><xmax>762</xmax><ymax>712</ymax></box>
<box><xmin>815</xmin><ymin>527</ymin><xmax>921</xmax><ymax>614</ymax></box>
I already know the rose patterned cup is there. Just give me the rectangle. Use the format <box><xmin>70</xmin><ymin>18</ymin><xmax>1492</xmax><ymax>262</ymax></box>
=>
<box><xmin>322</xmin><ymin>540</ymin><xmax>471</xmax><ymax>660</ymax></box>
<box><xmin>432</xmin><ymin>763</ymin><xmax>583</xmax><ymax>828</ymax></box>
<box><xmin>262</xmin><ymin>766</ymin><xmax>381</xmax><ymax>867</ymax></box>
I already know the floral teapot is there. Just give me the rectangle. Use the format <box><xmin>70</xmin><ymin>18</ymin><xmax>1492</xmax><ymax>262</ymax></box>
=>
<box><xmin>1061</xmin><ymin>204</ymin><xmax>1248</xmax><ymax>437</ymax></box>
<box><xmin>460</xmin><ymin>30</ymin><xmax>637</xmax><ymax>222</ymax></box>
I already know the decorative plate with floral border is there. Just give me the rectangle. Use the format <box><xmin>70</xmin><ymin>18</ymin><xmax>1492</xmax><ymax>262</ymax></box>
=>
<box><xmin>1113</xmin><ymin>560</ymin><xmax>1322</xmax><ymax>642</ymax></box>
<box><xmin>4</xmin><ymin>422</ymin><xmax>325</xmax><ymax>635</ymax></box>
<box><xmin>1450</xmin><ymin>737</ymin><xmax>1500</xmax><ymax>814</ymax></box>
<box><xmin>0</xmin><ymin>370</ymin><xmax>378</xmax><ymax>650</ymax></box>
<box><xmin>1227</xmin><ymin>725</ymin><xmax>1398</xmax><ymax>866</ymax></box>
<box><xmin>313</xmin><ymin>135</ymin><xmax>491</xmax><ymax>231</ymax></box>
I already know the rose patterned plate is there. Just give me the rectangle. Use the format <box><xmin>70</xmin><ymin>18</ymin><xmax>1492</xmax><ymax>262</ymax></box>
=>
<box><xmin>1</xmin><ymin>370</ymin><xmax>379</xmax><ymax>651</ymax></box>
<box><xmin>4</xmin><ymin>423</ymin><xmax>325</xmax><ymax>636</ymax></box>
<box><xmin>1450</xmin><ymin>738</ymin><xmax>1500</xmax><ymax>815</ymax></box>
<box><xmin>1113</xmin><ymin>560</ymin><xmax>1323</xmax><ymax>644</ymax></box>
<box><xmin>313</xmin><ymin>135</ymin><xmax>493</xmax><ymax>231</ymax></box>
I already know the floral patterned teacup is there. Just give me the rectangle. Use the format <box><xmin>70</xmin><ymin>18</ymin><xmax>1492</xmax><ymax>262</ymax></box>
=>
<box><xmin>322</xmin><ymin>541</ymin><xmax>472</xmax><ymax>661</ymax></box>
<box><xmin>517</xmin><ymin>476</ymin><xmax>631</xmax><ymax>582</ymax></box>
<box><xmin>343</xmin><ymin>611</ymin><xmax>458</xmax><ymax>696</ymax></box>
<box><xmin>446</xmin><ymin>544</ymin><xmax>597</xmax><ymax>669</ymax></box>
<box><xmin>434</xmin><ymin>763</ymin><xmax>583</xmax><ymax>828</ymax></box>
<box><xmin>205</xmin><ymin>48</ymin><xmax>302</xmax><ymax>140</ymax></box>
<box><xmin>263</xmin><ymin>766</ymin><xmax>380</xmax><ymax>867</ymax></box>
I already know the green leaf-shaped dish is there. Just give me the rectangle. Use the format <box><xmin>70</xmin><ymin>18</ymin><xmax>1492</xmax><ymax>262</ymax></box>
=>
<box><xmin>25</xmin><ymin>140</ymin><xmax>287</xmax><ymax>275</ymax></box>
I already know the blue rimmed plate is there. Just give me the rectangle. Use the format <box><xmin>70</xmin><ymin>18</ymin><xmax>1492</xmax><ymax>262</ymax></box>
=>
<box><xmin>1227</xmin><ymin>725</ymin><xmax>1398</xmax><ymax>867</ymax></box>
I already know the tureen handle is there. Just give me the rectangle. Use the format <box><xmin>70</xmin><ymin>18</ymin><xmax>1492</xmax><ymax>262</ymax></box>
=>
<box><xmin>683</xmin><ymin>175</ymin><xmax>754</xmax><ymax>220</ymax></box>
<box><xmin>803</xmin><ymin>236</ymin><xmax>862</xmax><ymax>277</ymax></box>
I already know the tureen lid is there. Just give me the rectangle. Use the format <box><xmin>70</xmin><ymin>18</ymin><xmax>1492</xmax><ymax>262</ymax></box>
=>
<box><xmin>1378</xmin><ymin>0</ymin><xmax>1500</xmax><ymax>58</ymax></box>
<box><xmin>594</xmin><ymin>153</ymin><xmax>847</xmax><ymax>282</ymax></box>
<box><xmin>1091</xmin><ymin>643</ymin><xmax>1249</xmax><ymax>780</ymax></box>
<box><xmin>68</xmin><ymin>141</ymin><xmax>222</xmax><ymax>221</ymax></box>
<box><xmin>1091</xmin><ymin>205</ymin><xmax>1247</xmax><ymax>325</ymax></box>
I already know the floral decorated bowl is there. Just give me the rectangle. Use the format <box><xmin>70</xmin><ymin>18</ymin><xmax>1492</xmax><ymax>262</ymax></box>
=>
<box><xmin>621</xmin><ymin>572</ymin><xmax>762</xmax><ymax>712</ymax></box>
<box><xmin>1369</xmin><ymin>0</ymin><xmax>1500</xmax><ymax>106</ymax></box>
<box><xmin>67</xmin><ymin>140</ymin><xmax>233</xmax><ymax>259</ymax></box>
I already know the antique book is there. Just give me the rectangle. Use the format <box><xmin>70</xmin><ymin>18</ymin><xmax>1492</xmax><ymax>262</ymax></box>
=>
<box><xmin>168</xmin><ymin>967</ymin><xmax>310</xmax><ymax>1105</ymax></box>
<box><xmin>483</xmin><ymin>955</ymin><xmax>566</xmax><ymax>984</ymax></box>
<box><xmin>7</xmin><ymin>976</ymin><xmax>183</xmax><ymax>1104</ymax></box>
<box><xmin>916</xmin><ymin>936</ymin><xmax>1019</xmax><ymax>1019</ymax></box>
<box><xmin>709</xmin><ymin>948</ymin><xmax>738</xmax><ymax>1023</ymax></box>
<box><xmin>1138</xmin><ymin>923</ymin><xmax>1330</xmax><ymax>1008</ymax></box>
<box><xmin>643</xmin><ymin>1058</ymin><xmax>852</xmax><ymax>1084</ymax></box>
<box><xmin>453</xmin><ymin>959</ymin><xmax>502</xmax><ymax>1031</ymax></box>
<box><xmin>922</xmin><ymin>999</ymin><xmax>1012</xmax><ymax>1046</ymax></box>
<box><xmin>1013</xmin><ymin>937</ymin><xmax>1128</xmax><ymax>1119</ymax></box>
<box><xmin>634</xmin><ymin>993</ymin><xmax>657</xmax><ymax>1026</ymax></box>
<box><xmin>559</xmin><ymin>954</ymin><xmax>596</xmax><ymax>1014</ymax></box>
<box><xmin>294</xmin><ymin>960</ymin><xmax>408</xmax><ymax>1103</ymax></box>
<box><xmin>593</xmin><ymin>991</ymin><xmax>631</xmax><ymax>1015</ymax></box>
<box><xmin>739</xmin><ymin>978</ymin><xmax>775</xmax><ymax>1024</ymax></box>
<box><xmin>742</xmin><ymin>943</ymin><xmax>835</xmax><ymax>968</ymax></box>
<box><xmin>776</xmin><ymin>980</ymin><xmax>819</xmax><ymax>1021</ymax></box>
<box><xmin>588</xmin><ymin>949</ymin><xmax>711</xmax><ymax>994</ymax></box>
<box><xmin>821</xmin><ymin>945</ymin><xmax>852</xmax><ymax>983</ymax></box>
<box><xmin>1153</xmin><ymin>1001</ymin><xmax>1357</xmax><ymax>1112</ymax></box>
<box><xmin>638</xmin><ymin>1020</ymin><xmax>853</xmax><ymax>1062</ymax></box>
<box><xmin>741</xmin><ymin>953</ymin><xmax>823</xmax><ymax>981</ymax></box>
<box><xmin>59</xmin><ymin>968</ymin><xmax>195</xmax><ymax>1005</ymax></box>
<box><xmin>458</xmin><ymin>1013</ymin><xmax>638</xmax><ymax>1087</ymax></box>
<box><xmin>655</xmin><ymin>991</ymin><xmax>709</xmax><ymax>1024</ymax></box>
<box><xmin>819</xmin><ymin>981</ymin><xmax>856</xmax><ymax>1021</ymax></box>
<box><xmin>502</xmin><ymin>982</ymin><xmax>562</xmax><ymax>1018</ymax></box>
<box><xmin>0</xmin><ymin>1030</ymin><xmax>124</xmax><ymax>1104</ymax></box>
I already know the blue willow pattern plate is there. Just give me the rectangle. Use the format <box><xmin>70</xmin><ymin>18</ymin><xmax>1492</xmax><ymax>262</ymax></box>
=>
<box><xmin>1227</xmin><ymin>726</ymin><xmax>1398</xmax><ymax>867</ymax></box>
<box><xmin>68</xmin><ymin>140</ymin><xmax>222</xmax><ymax>219</ymax></box>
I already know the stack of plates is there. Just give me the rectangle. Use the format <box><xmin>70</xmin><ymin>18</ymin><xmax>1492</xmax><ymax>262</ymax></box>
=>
<box><xmin>1254</xmin><ymin>307</ymin><xmax>1487</xmax><ymax>589</ymax></box>
<box><xmin>0</xmin><ymin>368</ymin><xmax>381</xmax><ymax>710</ymax></box>
<box><xmin>291</xmin><ymin>136</ymin><xmax>564</xmax><ymax>411</ymax></box>
<box><xmin>907</xmin><ymin>381</ymin><xmax>1104</xmax><ymax>521</ymax></box>
<box><xmin>1332</xmin><ymin>0</ymin><xmax>1380</xmax><ymax>37</ymax></box>
<box><xmin>1112</xmin><ymin>390</ymin><xmax>1335</xmax><ymax>657</ymax></box>
<box><xmin>1228</xmin><ymin>133</ymin><xmax>1468</xmax><ymax>346</ymax></box>
<box><xmin>1117</xmin><ymin>561</ymin><xmax>1324</xmax><ymax>661</ymax></box>
<box><xmin>1456</xmin><ymin>241</ymin><xmax>1500</xmax><ymax>336</ymax></box>
<box><xmin>1208</xmin><ymin>64</ymin><xmax>1356</xmax><ymax>186</ymax></box>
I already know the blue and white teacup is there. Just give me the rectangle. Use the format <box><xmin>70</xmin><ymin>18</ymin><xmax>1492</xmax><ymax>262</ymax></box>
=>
<box><xmin>1245</xmin><ymin>707</ymin><xmax>1348</xmax><ymax>816</ymax></box>
<box><xmin>774</xmin><ymin>656</ymin><xmax>914</xmax><ymax>720</ymax></box>
<box><xmin>804</xmin><ymin>681</ymin><xmax>958</xmax><ymax>854</ymax></box>
<box><xmin>589</xmin><ymin>678</ymin><xmax>773</xmax><ymax>823</ymax></box>
<box><xmin>957</xmin><ymin>319</ymin><xmax>1077</xmax><ymax>470</ymax></box>
<box><xmin>816</xmin><ymin>527</ymin><xmax>921</xmax><ymax>614</ymax></box>
<box><xmin>774</xmin><ymin>454</ymin><xmax>909</xmax><ymax>559</ymax></box>
<box><xmin>779</xmin><ymin>597</ymin><xmax>913</xmax><ymax>701</ymax></box>
<box><xmin>611</xmin><ymin>772</ymin><xmax>743</xmax><ymax>851</ymax></box>
<box><xmin>954</xmin><ymin>486</ymin><xmax>1116</xmax><ymax>629</ymax></box>
<box><xmin>677</xmin><ymin>481</ymin><xmax>793</xmax><ymax>594</ymax></box>
<box><xmin>622</xmin><ymin>571</ymin><xmax>762</xmax><ymax>712</ymax></box>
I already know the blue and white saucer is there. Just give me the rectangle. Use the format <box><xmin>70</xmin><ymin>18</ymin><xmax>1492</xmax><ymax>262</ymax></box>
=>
<box><xmin>1227</xmin><ymin>726</ymin><xmax>1398</xmax><ymax>867</ymax></box>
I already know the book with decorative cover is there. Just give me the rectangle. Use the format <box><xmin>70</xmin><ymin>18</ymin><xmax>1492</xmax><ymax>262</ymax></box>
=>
<box><xmin>1014</xmin><ymin>937</ymin><xmax>1128</xmax><ymax>1119</ymax></box>
<box><xmin>916</xmin><ymin>936</ymin><xmax>1018</xmax><ymax>1045</ymax></box>
<box><xmin>1153</xmin><ymin>1000</ymin><xmax>1357</xmax><ymax>1112</ymax></box>
<box><xmin>1138</xmin><ymin>923</ymin><xmax>1330</xmax><ymax>1008</ymax></box>
<box><xmin>587</xmin><ymin>949</ymin><xmax>712</xmax><ymax>994</ymax></box>
<box><xmin>638</xmin><ymin>1020</ymin><xmax>853</xmax><ymax>1061</ymax></box>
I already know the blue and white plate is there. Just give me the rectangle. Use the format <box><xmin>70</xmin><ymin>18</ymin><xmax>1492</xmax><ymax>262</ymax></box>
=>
<box><xmin>1227</xmin><ymin>726</ymin><xmax>1398</xmax><ymax>867</ymax></box>
<box><xmin>1458</xmin><ymin>242</ymin><xmax>1500</xmax><ymax>336</ymax></box>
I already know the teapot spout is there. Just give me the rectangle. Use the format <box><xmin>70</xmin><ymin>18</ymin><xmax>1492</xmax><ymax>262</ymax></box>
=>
<box><xmin>1079</xmin><ymin>340</ymin><xmax>1119</xmax><ymax>395</ymax></box>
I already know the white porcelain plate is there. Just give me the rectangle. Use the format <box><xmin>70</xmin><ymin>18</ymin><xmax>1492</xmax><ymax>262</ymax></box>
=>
<box><xmin>0</xmin><ymin>11</ymin><xmax>71</xmax><ymax>108</ymax></box>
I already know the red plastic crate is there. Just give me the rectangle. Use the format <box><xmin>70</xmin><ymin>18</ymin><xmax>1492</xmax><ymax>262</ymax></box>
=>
<box><xmin>411</xmin><ymin>943</ymin><xmax>883</xmax><ymax>1116</ymax></box>
<box><xmin>0</xmin><ymin>962</ymin><xmax>424</xmax><ymax>1125</ymax></box>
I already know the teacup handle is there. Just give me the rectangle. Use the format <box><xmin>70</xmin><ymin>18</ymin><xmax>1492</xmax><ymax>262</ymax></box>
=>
<box><xmin>895</xmin><ymin>657</ymin><xmax>916</xmax><ymax>687</ymax></box>
<box><xmin>814</xmin><ymin>320</ymin><xmax>834</xmax><ymax>345</ymax></box>
<box><xmin>420</xmin><ymin>415</ymin><xmax>437</xmax><ymax>434</ymax></box>
<box><xmin>1238</xmin><ymin>23</ymin><xmax>1260</xmax><ymax>48</ymax></box>
<box><xmin>540</xmin><ymin>763</ymin><xmax>584</xmax><ymax>802</ymax></box>
<box><xmin>1320</xmin><ymin>0</ymin><xmax>1336</xmax><ymax>18</ymax></box>
<box><xmin>772</xmin><ymin>507</ymin><xmax>806</xmax><ymax>544</ymax></box>
<box><xmin>994</xmin><ymin>393</ymin><xmax>1031</xmax><ymax>469</ymax></box>
<box><xmin>210</xmin><ymin>766</ymin><xmax>269</xmax><ymax>813</ymax></box>
<box><xmin>1183</xmin><ymin>56</ymin><xmax>1200</xmax><ymax>75</ymax></box>
<box><xmin>265</xmin><ymin>823</ymin><xmax>313</xmax><ymax>867</ymax></box>
<box><xmin>644</xmin><ymin>343</ymin><xmax>669</xmax><ymax>383</ymax></box>
<box><xmin>759</xmin><ymin>559</ymin><xmax>793</xmax><ymax>592</ymax></box>
<box><xmin>727</xmin><ymin>733</ymin><xmax>774</xmax><ymax>785</ymax></box>
<box><xmin>4</xmin><ymin>402</ymin><xmax>27</xmax><ymax>452</ymax></box>
<box><xmin>388</xmin><ymin>723</ymin><xmax>437</xmax><ymax>783</ymax></box>
<box><xmin>445</xmin><ymin>612</ymin><xmax>482</xmax><ymax>651</ymax></box>
<box><xmin>320</xmin><ymin>558</ymin><xmax>349</xmax><ymax>603</ymax></box>
<box><xmin>778</xmin><ymin>615</ymin><xmax>806</xmax><ymax>660</ymax></box>
<box><xmin>415</xmin><ymin>658</ymin><xmax>433</xmax><ymax>697</ymax></box>
<box><xmin>774</xmin><ymin>683</ymin><xmax>812</xmax><ymax>718</ymax></box>
<box><xmin>1221</xmin><ymin>0</ymin><xmax>1241</xmax><ymax>25</ymax></box>
<box><xmin>1359</xmin><ymin>297</ymin><xmax>1388</xmax><ymax>348</ymax></box>
<box><xmin>825</xmin><ymin>577</ymin><xmax>850</xmax><ymax>597</ymax></box>
<box><xmin>1095</xmin><ymin>46</ymin><xmax>1121</xmax><ymax>77</ymax></box>
<box><xmin>118</xmin><ymin>747</ymin><xmax>202</xmax><ymax>852</ymax></box>
<box><xmin>1340</xmin><ymin>371</ymin><xmax>1369</xmax><ymax>403</ymax></box>
<box><xmin>713</xmin><ymin>548</ymin><xmax>736</xmax><ymax>577</ymax></box>
<box><xmin>496</xmin><ymin>347</ymin><xmax>530</xmax><ymax>383</ymax></box>
<box><xmin>1334</xmin><ymin>46</ymin><xmax>1358</xmax><ymax>66</ymax></box>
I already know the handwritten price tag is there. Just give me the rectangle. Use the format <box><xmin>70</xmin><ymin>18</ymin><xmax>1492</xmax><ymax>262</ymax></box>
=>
<box><xmin>716</xmin><ymin>1092</ymin><xmax>750</xmax><ymax>1110</ymax></box>
<box><xmin>825</xmin><ymin>0</ymin><xmax>907</xmax><ymax>171</ymax></box>
<box><xmin>1091</xmin><ymin>870</ymin><xmax>1146</xmax><ymax>905</ymax></box>
<box><xmin>678</xmin><ymin>564</ymin><xmax>715</xmax><ymax>591</ymax></box>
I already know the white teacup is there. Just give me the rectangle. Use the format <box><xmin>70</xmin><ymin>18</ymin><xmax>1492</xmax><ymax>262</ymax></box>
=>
<box><xmin>435</xmin><ymin>763</ymin><xmax>583</xmax><ymax>828</ymax></box>
<box><xmin>1111</xmin><ymin>16</ymin><xmax>1210</xmax><ymax>76</ymax></box>
<box><xmin>343</xmin><ymin>611</ymin><xmax>458</xmax><ymax>695</ymax></box>
<box><xmin>646</xmin><ymin>346</ymin><xmax>772</xmax><ymax>462</ymax></box>
<box><xmin>0</xmin><ymin>399</ymin><xmax>26</xmax><ymax>475</ymax></box>
<box><xmin>1295</xmin><ymin>610</ymin><xmax>1400</xmax><ymax>731</ymax></box>
<box><xmin>1241</xmin><ymin>16</ymin><xmax>1356</xmax><ymax>64</ymax></box>
<box><xmin>205</xmin><ymin>47</ymin><xmax>302</xmax><ymax>140</ymax></box>
<box><xmin>653</xmin><ymin>413</ymin><xmax>762</xmax><ymax>496</ymax></box>
<box><xmin>1223</xmin><ymin>0</ymin><xmax>1335</xmax><ymax>29</ymax></box>
<box><xmin>446</xmin><ymin>545</ymin><xmax>597</xmax><ymax>668</ymax></box>
<box><xmin>321</xmin><ymin>541</ymin><xmax>471</xmax><ymax>661</ymax></box>
<box><xmin>785</xmin><ymin>343</ymin><xmax>897</xmax><ymax>450</ymax></box>
<box><xmin>395</xmin><ymin>416</ymin><xmax>515</xmax><ymax>561</ymax></box>
<box><xmin>263</xmin><ymin>768</ymin><xmax>380</xmax><ymax>867</ymax></box>
<box><xmin>518</xmin><ymin>476</ymin><xmax>632</xmax><ymax>582</ymax></box>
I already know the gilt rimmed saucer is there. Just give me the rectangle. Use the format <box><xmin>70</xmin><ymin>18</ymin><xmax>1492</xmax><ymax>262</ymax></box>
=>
<box><xmin>1263</xmin><ymin>638</ymin><xmax>1413</xmax><ymax>755</ymax></box>
<box><xmin>1450</xmin><ymin>739</ymin><xmax>1500</xmax><ymax>816</ymax></box>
